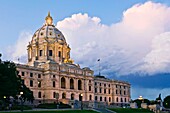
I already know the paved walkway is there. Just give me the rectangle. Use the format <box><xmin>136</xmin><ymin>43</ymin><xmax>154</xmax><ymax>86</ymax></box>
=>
<box><xmin>93</xmin><ymin>108</ymin><xmax>116</xmax><ymax>113</ymax></box>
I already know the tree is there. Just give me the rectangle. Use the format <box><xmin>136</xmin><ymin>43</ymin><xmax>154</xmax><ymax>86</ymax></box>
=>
<box><xmin>163</xmin><ymin>95</ymin><xmax>170</xmax><ymax>108</ymax></box>
<box><xmin>0</xmin><ymin>58</ymin><xmax>34</xmax><ymax>103</ymax></box>
<box><xmin>133</xmin><ymin>99</ymin><xmax>150</xmax><ymax>108</ymax></box>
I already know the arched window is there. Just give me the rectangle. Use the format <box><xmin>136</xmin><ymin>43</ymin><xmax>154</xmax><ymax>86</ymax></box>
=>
<box><xmin>38</xmin><ymin>92</ymin><xmax>41</xmax><ymax>98</ymax></box>
<box><xmin>61</xmin><ymin>77</ymin><xmax>66</xmax><ymax>88</ymax></box>
<box><xmin>89</xmin><ymin>95</ymin><xmax>92</xmax><ymax>101</ymax></box>
<box><xmin>95</xmin><ymin>96</ymin><xmax>98</xmax><ymax>101</ymax></box>
<box><xmin>39</xmin><ymin>50</ymin><xmax>43</xmax><ymax>56</ymax></box>
<box><xmin>105</xmin><ymin>97</ymin><xmax>107</xmax><ymax>101</ymax></box>
<box><xmin>121</xmin><ymin>98</ymin><xmax>123</xmax><ymax>102</ymax></box>
<box><xmin>100</xmin><ymin>96</ymin><xmax>102</xmax><ymax>101</ymax></box>
<box><xmin>109</xmin><ymin>97</ymin><xmax>111</xmax><ymax>102</ymax></box>
<box><xmin>70</xmin><ymin>79</ymin><xmax>74</xmax><ymax>89</ymax></box>
<box><xmin>79</xmin><ymin>94</ymin><xmax>83</xmax><ymax>101</ymax></box>
<box><xmin>125</xmin><ymin>98</ymin><xmax>126</xmax><ymax>102</ymax></box>
<box><xmin>53</xmin><ymin>92</ymin><xmax>56</xmax><ymax>98</ymax></box>
<box><xmin>71</xmin><ymin>93</ymin><xmax>74</xmax><ymax>100</ymax></box>
<box><xmin>49</xmin><ymin>50</ymin><xmax>53</xmax><ymax>56</ymax></box>
<box><xmin>62</xmin><ymin>93</ymin><xmax>66</xmax><ymax>99</ymax></box>
<box><xmin>53</xmin><ymin>81</ymin><xmax>55</xmax><ymax>87</ymax></box>
<box><xmin>116</xmin><ymin>97</ymin><xmax>119</xmax><ymax>102</ymax></box>
<box><xmin>78</xmin><ymin>80</ymin><xmax>82</xmax><ymax>90</ymax></box>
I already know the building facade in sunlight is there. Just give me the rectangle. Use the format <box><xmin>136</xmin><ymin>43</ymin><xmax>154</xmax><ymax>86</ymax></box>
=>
<box><xmin>16</xmin><ymin>12</ymin><xmax>131</xmax><ymax>107</ymax></box>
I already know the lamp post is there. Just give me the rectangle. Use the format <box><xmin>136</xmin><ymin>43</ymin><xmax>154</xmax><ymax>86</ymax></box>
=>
<box><xmin>20</xmin><ymin>91</ymin><xmax>23</xmax><ymax>112</ymax></box>
<box><xmin>3</xmin><ymin>96</ymin><xmax>6</xmax><ymax>110</ymax></box>
<box><xmin>80</xmin><ymin>93</ymin><xmax>83</xmax><ymax>110</ymax></box>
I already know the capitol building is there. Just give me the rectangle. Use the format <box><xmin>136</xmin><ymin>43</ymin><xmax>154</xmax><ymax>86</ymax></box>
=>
<box><xmin>16</xmin><ymin>12</ymin><xmax>131</xmax><ymax>107</ymax></box>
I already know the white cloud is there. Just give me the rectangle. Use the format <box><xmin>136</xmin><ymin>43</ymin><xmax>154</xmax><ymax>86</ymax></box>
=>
<box><xmin>3</xmin><ymin>1</ymin><xmax>170</xmax><ymax>76</ymax></box>
<box><xmin>56</xmin><ymin>1</ymin><xmax>170</xmax><ymax>76</ymax></box>
<box><xmin>134</xmin><ymin>32</ymin><xmax>170</xmax><ymax>75</ymax></box>
<box><xmin>4</xmin><ymin>31</ymin><xmax>32</xmax><ymax>63</ymax></box>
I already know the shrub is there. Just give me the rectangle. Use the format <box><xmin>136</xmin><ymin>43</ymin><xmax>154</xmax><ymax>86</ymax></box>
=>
<box><xmin>37</xmin><ymin>103</ymin><xmax>71</xmax><ymax>109</ymax></box>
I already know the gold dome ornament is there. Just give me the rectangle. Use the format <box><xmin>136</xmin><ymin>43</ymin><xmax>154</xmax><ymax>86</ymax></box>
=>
<box><xmin>45</xmin><ymin>12</ymin><xmax>53</xmax><ymax>25</ymax></box>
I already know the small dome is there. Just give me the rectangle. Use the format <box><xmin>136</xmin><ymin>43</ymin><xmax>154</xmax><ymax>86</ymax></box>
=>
<box><xmin>31</xmin><ymin>12</ymin><xmax>66</xmax><ymax>44</ymax></box>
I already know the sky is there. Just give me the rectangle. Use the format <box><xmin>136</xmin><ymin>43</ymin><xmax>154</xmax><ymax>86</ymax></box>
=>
<box><xmin>1</xmin><ymin>0</ymin><xmax>170</xmax><ymax>100</ymax></box>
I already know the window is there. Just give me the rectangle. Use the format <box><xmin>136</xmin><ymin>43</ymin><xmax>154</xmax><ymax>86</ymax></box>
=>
<box><xmin>124</xmin><ymin>91</ymin><xmax>126</xmax><ymax>95</ymax></box>
<box><xmin>108</xmin><ymin>84</ymin><xmax>110</xmax><ymax>87</ymax></box>
<box><xmin>89</xmin><ymin>95</ymin><xmax>92</xmax><ymax>101</ymax></box>
<box><xmin>116</xmin><ymin>85</ymin><xmax>118</xmax><ymax>88</ymax></box>
<box><xmin>49</xmin><ymin>50</ymin><xmax>53</xmax><ymax>56</ymax></box>
<box><xmin>38</xmin><ymin>81</ymin><xmax>41</xmax><ymax>87</ymax></box>
<box><xmin>124</xmin><ymin>86</ymin><xmax>126</xmax><ymax>89</ymax></box>
<box><xmin>53</xmin><ymin>81</ymin><xmax>55</xmax><ymax>87</ymax></box>
<box><xmin>30</xmin><ymin>80</ymin><xmax>33</xmax><ymax>87</ymax></box>
<box><xmin>71</xmin><ymin>93</ymin><xmax>74</xmax><ymax>100</ymax></box>
<box><xmin>38</xmin><ymin>74</ymin><xmax>41</xmax><ymax>78</ymax></box>
<box><xmin>58</xmin><ymin>51</ymin><xmax>61</xmax><ymax>57</ymax></box>
<box><xmin>21</xmin><ymin>72</ymin><xmax>25</xmax><ymax>76</ymax></box>
<box><xmin>108</xmin><ymin>89</ymin><xmax>111</xmax><ymax>94</ymax></box>
<box><xmin>40</xmin><ymin>32</ymin><xmax>43</xmax><ymax>36</ymax></box>
<box><xmin>89</xmin><ymin>80</ymin><xmax>91</xmax><ymax>83</ymax></box>
<box><xmin>100</xmin><ymin>97</ymin><xmax>102</xmax><ymax>101</ymax></box>
<box><xmin>121</xmin><ymin>98</ymin><xmax>123</xmax><ymax>102</ymax></box>
<box><xmin>125</xmin><ymin>98</ymin><xmax>127</xmax><ymax>102</ymax></box>
<box><xmin>104</xmin><ymin>89</ymin><xmax>106</xmax><ymax>94</ymax></box>
<box><xmin>116</xmin><ymin>90</ymin><xmax>118</xmax><ymax>94</ymax></box>
<box><xmin>109</xmin><ymin>97</ymin><xmax>111</xmax><ymax>102</ymax></box>
<box><xmin>100</xmin><ymin>83</ymin><xmax>101</xmax><ymax>86</ymax></box>
<box><xmin>120</xmin><ymin>90</ymin><xmax>122</xmax><ymax>95</ymax></box>
<box><xmin>95</xmin><ymin>96</ymin><xmax>98</xmax><ymax>101</ymax></box>
<box><xmin>95</xmin><ymin>82</ymin><xmax>97</xmax><ymax>85</ymax></box>
<box><xmin>49</xmin><ymin>32</ymin><xmax>52</xmax><ymax>35</ymax></box>
<box><xmin>95</xmin><ymin>88</ymin><xmax>97</xmax><ymax>93</ymax></box>
<box><xmin>116</xmin><ymin>97</ymin><xmax>118</xmax><ymax>102</ymax></box>
<box><xmin>89</xmin><ymin>86</ymin><xmax>91</xmax><ymax>91</ymax></box>
<box><xmin>70</xmin><ymin>79</ymin><xmax>74</xmax><ymax>89</ymax></box>
<box><xmin>104</xmin><ymin>84</ymin><xmax>106</xmax><ymax>87</ymax></box>
<box><xmin>100</xmin><ymin>88</ymin><xmax>102</xmax><ymax>93</ymax></box>
<box><xmin>78</xmin><ymin>80</ymin><xmax>82</xmax><ymax>90</ymax></box>
<box><xmin>30</xmin><ymin>73</ymin><xmax>33</xmax><ymax>77</ymax></box>
<box><xmin>38</xmin><ymin>92</ymin><xmax>41</xmax><ymax>98</ymax></box>
<box><xmin>39</xmin><ymin>50</ymin><xmax>43</xmax><ymax>56</ymax></box>
<box><xmin>62</xmin><ymin>93</ymin><xmax>66</xmax><ymax>99</ymax></box>
<box><xmin>61</xmin><ymin>77</ymin><xmax>66</xmax><ymax>88</ymax></box>
<box><xmin>79</xmin><ymin>94</ymin><xmax>83</xmax><ymax>101</ymax></box>
<box><xmin>105</xmin><ymin>97</ymin><xmax>107</xmax><ymax>101</ymax></box>
<box><xmin>53</xmin><ymin>92</ymin><xmax>56</xmax><ymax>98</ymax></box>
<box><xmin>53</xmin><ymin>75</ymin><xmax>55</xmax><ymax>78</ymax></box>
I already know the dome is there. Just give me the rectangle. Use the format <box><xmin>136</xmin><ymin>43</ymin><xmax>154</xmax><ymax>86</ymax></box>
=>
<box><xmin>31</xmin><ymin>12</ymin><xmax>66</xmax><ymax>45</ymax></box>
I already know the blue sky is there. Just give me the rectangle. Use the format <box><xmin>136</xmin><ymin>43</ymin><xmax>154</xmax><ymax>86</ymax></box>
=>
<box><xmin>1</xmin><ymin>0</ymin><xmax>170</xmax><ymax>100</ymax></box>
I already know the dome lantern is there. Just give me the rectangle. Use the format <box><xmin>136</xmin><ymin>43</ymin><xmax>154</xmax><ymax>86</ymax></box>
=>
<box><xmin>45</xmin><ymin>12</ymin><xmax>53</xmax><ymax>25</ymax></box>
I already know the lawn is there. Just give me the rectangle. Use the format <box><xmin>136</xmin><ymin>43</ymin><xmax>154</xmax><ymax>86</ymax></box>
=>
<box><xmin>0</xmin><ymin>110</ymin><xmax>98</xmax><ymax>113</ymax></box>
<box><xmin>109</xmin><ymin>108</ymin><xmax>154</xmax><ymax>113</ymax></box>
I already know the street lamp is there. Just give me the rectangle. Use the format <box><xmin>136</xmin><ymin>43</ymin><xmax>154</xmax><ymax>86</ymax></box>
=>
<box><xmin>80</xmin><ymin>93</ymin><xmax>83</xmax><ymax>110</ymax></box>
<box><xmin>20</xmin><ymin>91</ymin><xmax>24</xmax><ymax>112</ymax></box>
<box><xmin>3</xmin><ymin>96</ymin><xmax>6</xmax><ymax>110</ymax></box>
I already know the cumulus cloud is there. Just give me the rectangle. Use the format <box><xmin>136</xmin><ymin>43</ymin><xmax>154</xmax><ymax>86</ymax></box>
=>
<box><xmin>4</xmin><ymin>31</ymin><xmax>32</xmax><ymax>63</ymax></box>
<box><xmin>4</xmin><ymin>1</ymin><xmax>170</xmax><ymax>76</ymax></box>
<box><xmin>56</xmin><ymin>1</ymin><xmax>170</xmax><ymax>76</ymax></box>
<box><xmin>134</xmin><ymin>32</ymin><xmax>170</xmax><ymax>75</ymax></box>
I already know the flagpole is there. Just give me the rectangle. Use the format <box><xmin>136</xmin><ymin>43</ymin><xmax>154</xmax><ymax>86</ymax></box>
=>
<box><xmin>98</xmin><ymin>59</ymin><xmax>100</xmax><ymax>76</ymax></box>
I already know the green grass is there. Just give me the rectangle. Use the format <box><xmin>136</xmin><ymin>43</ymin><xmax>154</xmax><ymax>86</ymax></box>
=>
<box><xmin>0</xmin><ymin>110</ymin><xmax>98</xmax><ymax>113</ymax></box>
<box><xmin>109</xmin><ymin>108</ymin><xmax>154</xmax><ymax>113</ymax></box>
